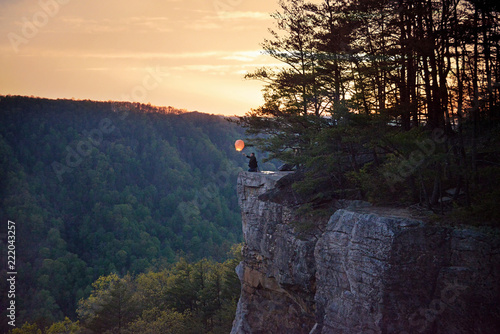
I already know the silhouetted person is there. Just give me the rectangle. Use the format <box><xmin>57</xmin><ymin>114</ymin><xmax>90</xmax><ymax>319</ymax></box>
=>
<box><xmin>246</xmin><ymin>152</ymin><xmax>258</xmax><ymax>172</ymax></box>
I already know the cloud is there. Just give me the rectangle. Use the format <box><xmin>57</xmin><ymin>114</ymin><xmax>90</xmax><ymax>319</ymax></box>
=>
<box><xmin>17</xmin><ymin>49</ymin><xmax>270</xmax><ymax>62</ymax></box>
<box><xmin>0</xmin><ymin>0</ymin><xmax>282</xmax><ymax>116</ymax></box>
<box><xmin>56</xmin><ymin>11</ymin><xmax>270</xmax><ymax>36</ymax></box>
<box><xmin>222</xmin><ymin>50</ymin><xmax>263</xmax><ymax>62</ymax></box>
<box><xmin>170</xmin><ymin>60</ymin><xmax>283</xmax><ymax>77</ymax></box>
<box><xmin>81</xmin><ymin>51</ymin><xmax>221</xmax><ymax>60</ymax></box>
<box><xmin>83</xmin><ymin>67</ymin><xmax>112</xmax><ymax>72</ymax></box>
<box><xmin>170</xmin><ymin>64</ymin><xmax>247</xmax><ymax>77</ymax></box>
<box><xmin>60</xmin><ymin>16</ymin><xmax>173</xmax><ymax>33</ymax></box>
<box><xmin>188</xmin><ymin>21</ymin><xmax>221</xmax><ymax>30</ymax></box>
<box><xmin>217</xmin><ymin>11</ymin><xmax>270</xmax><ymax>20</ymax></box>
<box><xmin>55</xmin><ymin>67</ymin><xmax>112</xmax><ymax>72</ymax></box>
<box><xmin>183</xmin><ymin>9</ymin><xmax>270</xmax><ymax>31</ymax></box>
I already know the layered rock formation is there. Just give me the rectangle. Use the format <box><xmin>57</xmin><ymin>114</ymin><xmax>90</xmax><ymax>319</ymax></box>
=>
<box><xmin>231</xmin><ymin>171</ymin><xmax>500</xmax><ymax>334</ymax></box>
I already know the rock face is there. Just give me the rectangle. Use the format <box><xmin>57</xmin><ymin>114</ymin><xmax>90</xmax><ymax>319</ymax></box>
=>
<box><xmin>232</xmin><ymin>171</ymin><xmax>316</xmax><ymax>334</ymax></box>
<box><xmin>231</xmin><ymin>171</ymin><xmax>500</xmax><ymax>334</ymax></box>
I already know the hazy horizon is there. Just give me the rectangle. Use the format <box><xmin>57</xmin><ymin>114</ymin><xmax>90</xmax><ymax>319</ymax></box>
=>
<box><xmin>0</xmin><ymin>0</ymin><xmax>300</xmax><ymax>116</ymax></box>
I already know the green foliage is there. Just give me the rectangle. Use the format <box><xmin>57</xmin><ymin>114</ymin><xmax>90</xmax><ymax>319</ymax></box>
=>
<box><xmin>8</xmin><ymin>249</ymin><xmax>242</xmax><ymax>333</ymax></box>
<box><xmin>46</xmin><ymin>318</ymin><xmax>81</xmax><ymax>334</ymax></box>
<box><xmin>0</xmin><ymin>96</ymin><xmax>249</xmax><ymax>330</ymax></box>
<box><xmin>8</xmin><ymin>323</ymin><xmax>42</xmax><ymax>334</ymax></box>
<box><xmin>124</xmin><ymin>308</ymin><xmax>195</xmax><ymax>334</ymax></box>
<box><xmin>76</xmin><ymin>254</ymin><xmax>241</xmax><ymax>333</ymax></box>
<box><xmin>8</xmin><ymin>248</ymin><xmax>241</xmax><ymax>334</ymax></box>
<box><xmin>448</xmin><ymin>167</ymin><xmax>500</xmax><ymax>226</ymax></box>
<box><xmin>77</xmin><ymin>273</ymin><xmax>138</xmax><ymax>333</ymax></box>
<box><xmin>240</xmin><ymin>0</ymin><xmax>500</xmax><ymax>228</ymax></box>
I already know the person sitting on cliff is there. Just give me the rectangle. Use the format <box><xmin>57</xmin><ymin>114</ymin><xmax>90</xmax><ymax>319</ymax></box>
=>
<box><xmin>246</xmin><ymin>152</ymin><xmax>259</xmax><ymax>172</ymax></box>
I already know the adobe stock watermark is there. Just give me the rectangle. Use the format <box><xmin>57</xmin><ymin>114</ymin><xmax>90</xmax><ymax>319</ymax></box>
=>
<box><xmin>213</xmin><ymin>0</ymin><xmax>244</xmax><ymax>18</ymax></box>
<box><xmin>401</xmin><ymin>279</ymin><xmax>467</xmax><ymax>333</ymax></box>
<box><xmin>51</xmin><ymin>67</ymin><xmax>166</xmax><ymax>182</ymax></box>
<box><xmin>51</xmin><ymin>118</ymin><xmax>116</xmax><ymax>182</ymax></box>
<box><xmin>6</xmin><ymin>220</ymin><xmax>17</xmax><ymax>327</ymax></box>
<box><xmin>7</xmin><ymin>0</ymin><xmax>72</xmax><ymax>53</ymax></box>
<box><xmin>383</xmin><ymin>128</ymin><xmax>447</xmax><ymax>191</ymax></box>
<box><xmin>177</xmin><ymin>166</ymin><xmax>241</xmax><ymax>225</ymax></box>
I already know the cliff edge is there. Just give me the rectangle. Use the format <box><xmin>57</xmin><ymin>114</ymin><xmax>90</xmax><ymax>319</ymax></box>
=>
<box><xmin>232</xmin><ymin>171</ymin><xmax>500</xmax><ymax>334</ymax></box>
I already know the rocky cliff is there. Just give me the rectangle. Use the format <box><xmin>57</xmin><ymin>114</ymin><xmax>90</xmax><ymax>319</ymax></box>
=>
<box><xmin>231</xmin><ymin>171</ymin><xmax>500</xmax><ymax>334</ymax></box>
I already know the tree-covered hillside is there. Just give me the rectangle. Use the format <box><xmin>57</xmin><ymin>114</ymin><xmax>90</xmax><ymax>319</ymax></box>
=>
<box><xmin>0</xmin><ymin>96</ymin><xmax>263</xmax><ymax>329</ymax></box>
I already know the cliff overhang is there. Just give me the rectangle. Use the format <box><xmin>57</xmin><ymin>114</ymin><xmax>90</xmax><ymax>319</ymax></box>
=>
<box><xmin>232</xmin><ymin>171</ymin><xmax>500</xmax><ymax>334</ymax></box>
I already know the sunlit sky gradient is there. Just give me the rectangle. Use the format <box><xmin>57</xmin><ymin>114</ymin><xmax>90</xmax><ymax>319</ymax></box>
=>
<box><xmin>0</xmin><ymin>0</ymin><xmax>291</xmax><ymax>115</ymax></box>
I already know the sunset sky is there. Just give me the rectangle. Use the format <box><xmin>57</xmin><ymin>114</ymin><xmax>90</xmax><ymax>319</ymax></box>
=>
<box><xmin>0</xmin><ymin>0</ymin><xmax>292</xmax><ymax>116</ymax></box>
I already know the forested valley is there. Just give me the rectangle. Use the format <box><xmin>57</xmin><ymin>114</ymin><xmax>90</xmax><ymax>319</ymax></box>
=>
<box><xmin>2</xmin><ymin>0</ymin><xmax>500</xmax><ymax>332</ymax></box>
<box><xmin>0</xmin><ymin>96</ymin><xmax>269</xmax><ymax>333</ymax></box>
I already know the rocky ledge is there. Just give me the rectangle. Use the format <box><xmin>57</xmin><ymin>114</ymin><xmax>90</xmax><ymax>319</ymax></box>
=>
<box><xmin>231</xmin><ymin>171</ymin><xmax>500</xmax><ymax>334</ymax></box>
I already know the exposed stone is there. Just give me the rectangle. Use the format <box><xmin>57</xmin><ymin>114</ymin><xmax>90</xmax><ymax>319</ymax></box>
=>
<box><xmin>232</xmin><ymin>171</ymin><xmax>315</xmax><ymax>334</ymax></box>
<box><xmin>231</xmin><ymin>171</ymin><xmax>500</xmax><ymax>334</ymax></box>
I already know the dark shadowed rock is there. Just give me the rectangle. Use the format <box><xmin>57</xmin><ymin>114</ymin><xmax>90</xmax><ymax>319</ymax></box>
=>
<box><xmin>231</xmin><ymin>172</ymin><xmax>500</xmax><ymax>334</ymax></box>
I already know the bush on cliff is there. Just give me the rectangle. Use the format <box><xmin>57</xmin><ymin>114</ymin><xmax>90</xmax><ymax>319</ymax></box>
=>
<box><xmin>237</xmin><ymin>0</ymin><xmax>500</xmax><ymax>227</ymax></box>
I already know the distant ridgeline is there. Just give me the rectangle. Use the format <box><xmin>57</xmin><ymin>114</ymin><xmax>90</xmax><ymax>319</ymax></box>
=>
<box><xmin>0</xmin><ymin>96</ymin><xmax>269</xmax><ymax>327</ymax></box>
